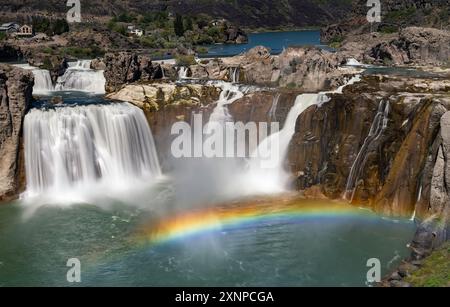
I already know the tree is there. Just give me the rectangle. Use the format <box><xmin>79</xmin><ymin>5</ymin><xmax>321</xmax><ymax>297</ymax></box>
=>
<box><xmin>174</xmin><ymin>13</ymin><xmax>185</xmax><ymax>37</ymax></box>
<box><xmin>32</xmin><ymin>17</ymin><xmax>51</xmax><ymax>33</ymax></box>
<box><xmin>185</xmin><ymin>17</ymin><xmax>193</xmax><ymax>31</ymax></box>
<box><xmin>52</xmin><ymin>19</ymin><xmax>70</xmax><ymax>35</ymax></box>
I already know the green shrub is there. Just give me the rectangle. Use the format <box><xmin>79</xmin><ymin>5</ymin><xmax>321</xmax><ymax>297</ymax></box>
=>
<box><xmin>42</xmin><ymin>47</ymin><xmax>53</xmax><ymax>54</ymax></box>
<box><xmin>175</xmin><ymin>54</ymin><xmax>196</xmax><ymax>66</ymax></box>
<box><xmin>379</xmin><ymin>25</ymin><xmax>398</xmax><ymax>34</ymax></box>
<box><xmin>63</xmin><ymin>46</ymin><xmax>105</xmax><ymax>58</ymax></box>
<box><xmin>195</xmin><ymin>46</ymin><xmax>208</xmax><ymax>54</ymax></box>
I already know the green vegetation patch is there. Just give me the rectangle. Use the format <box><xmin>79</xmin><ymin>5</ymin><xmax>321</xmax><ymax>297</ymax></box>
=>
<box><xmin>175</xmin><ymin>54</ymin><xmax>196</xmax><ymax>66</ymax></box>
<box><xmin>405</xmin><ymin>242</ymin><xmax>450</xmax><ymax>287</ymax></box>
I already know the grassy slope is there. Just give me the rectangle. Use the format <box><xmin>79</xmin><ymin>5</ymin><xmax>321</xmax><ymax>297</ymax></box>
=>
<box><xmin>405</xmin><ymin>243</ymin><xmax>450</xmax><ymax>287</ymax></box>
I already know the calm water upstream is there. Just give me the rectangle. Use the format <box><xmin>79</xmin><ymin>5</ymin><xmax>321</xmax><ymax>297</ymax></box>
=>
<box><xmin>205</xmin><ymin>30</ymin><xmax>324</xmax><ymax>57</ymax></box>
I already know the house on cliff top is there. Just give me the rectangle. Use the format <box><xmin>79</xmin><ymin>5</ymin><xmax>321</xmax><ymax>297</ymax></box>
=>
<box><xmin>16</xmin><ymin>25</ymin><xmax>35</xmax><ymax>37</ymax></box>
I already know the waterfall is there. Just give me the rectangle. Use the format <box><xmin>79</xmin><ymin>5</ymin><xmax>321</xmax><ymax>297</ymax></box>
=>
<box><xmin>268</xmin><ymin>93</ymin><xmax>281</xmax><ymax>121</ymax></box>
<box><xmin>229</xmin><ymin>67</ymin><xmax>239</xmax><ymax>83</ymax></box>
<box><xmin>14</xmin><ymin>61</ymin><xmax>106</xmax><ymax>95</ymax></box>
<box><xmin>23</xmin><ymin>102</ymin><xmax>161</xmax><ymax>203</ymax></box>
<box><xmin>245</xmin><ymin>75</ymin><xmax>362</xmax><ymax>193</ymax></box>
<box><xmin>55</xmin><ymin>60</ymin><xmax>106</xmax><ymax>94</ymax></box>
<box><xmin>344</xmin><ymin>100</ymin><xmax>390</xmax><ymax>201</ymax></box>
<box><xmin>69</xmin><ymin>60</ymin><xmax>92</xmax><ymax>69</ymax></box>
<box><xmin>13</xmin><ymin>64</ymin><xmax>54</xmax><ymax>94</ymax></box>
<box><xmin>207</xmin><ymin>82</ymin><xmax>245</xmax><ymax>126</ymax></box>
<box><xmin>345</xmin><ymin>58</ymin><xmax>371</xmax><ymax>68</ymax></box>
<box><xmin>346</xmin><ymin>58</ymin><xmax>363</xmax><ymax>66</ymax></box>
<box><xmin>244</xmin><ymin>94</ymin><xmax>320</xmax><ymax>193</ymax></box>
<box><xmin>32</xmin><ymin>69</ymin><xmax>54</xmax><ymax>94</ymax></box>
<box><xmin>178</xmin><ymin>67</ymin><xmax>188</xmax><ymax>79</ymax></box>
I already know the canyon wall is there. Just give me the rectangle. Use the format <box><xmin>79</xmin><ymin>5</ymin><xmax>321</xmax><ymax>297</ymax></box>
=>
<box><xmin>0</xmin><ymin>65</ymin><xmax>34</xmax><ymax>202</ymax></box>
<box><xmin>288</xmin><ymin>75</ymin><xmax>450</xmax><ymax>217</ymax></box>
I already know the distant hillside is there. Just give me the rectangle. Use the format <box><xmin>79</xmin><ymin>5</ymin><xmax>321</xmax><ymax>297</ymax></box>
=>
<box><xmin>0</xmin><ymin>0</ymin><xmax>352</xmax><ymax>28</ymax></box>
<box><xmin>351</xmin><ymin>0</ymin><xmax>449</xmax><ymax>28</ymax></box>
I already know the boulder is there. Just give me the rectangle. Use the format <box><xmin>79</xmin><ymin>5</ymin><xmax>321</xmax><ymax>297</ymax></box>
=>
<box><xmin>103</xmin><ymin>52</ymin><xmax>162</xmax><ymax>92</ymax></box>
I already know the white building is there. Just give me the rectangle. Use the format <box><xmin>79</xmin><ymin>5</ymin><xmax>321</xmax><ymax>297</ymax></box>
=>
<box><xmin>0</xmin><ymin>22</ymin><xmax>20</xmax><ymax>34</ymax></box>
<box><xmin>127</xmin><ymin>25</ymin><xmax>144</xmax><ymax>37</ymax></box>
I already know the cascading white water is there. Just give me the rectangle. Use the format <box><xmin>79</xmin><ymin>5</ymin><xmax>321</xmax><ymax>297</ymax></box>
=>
<box><xmin>244</xmin><ymin>75</ymin><xmax>363</xmax><ymax>194</ymax></box>
<box><xmin>268</xmin><ymin>93</ymin><xmax>281</xmax><ymax>121</ymax></box>
<box><xmin>244</xmin><ymin>93</ymin><xmax>320</xmax><ymax>193</ymax></box>
<box><xmin>69</xmin><ymin>60</ymin><xmax>92</xmax><ymax>69</ymax></box>
<box><xmin>23</xmin><ymin>102</ymin><xmax>161</xmax><ymax>204</ymax></box>
<box><xmin>14</xmin><ymin>61</ymin><xmax>106</xmax><ymax>95</ymax></box>
<box><xmin>346</xmin><ymin>58</ymin><xmax>363</xmax><ymax>66</ymax></box>
<box><xmin>344</xmin><ymin>100</ymin><xmax>390</xmax><ymax>201</ymax></box>
<box><xmin>13</xmin><ymin>64</ymin><xmax>54</xmax><ymax>94</ymax></box>
<box><xmin>229</xmin><ymin>67</ymin><xmax>239</xmax><ymax>83</ymax></box>
<box><xmin>31</xmin><ymin>69</ymin><xmax>54</xmax><ymax>93</ymax></box>
<box><xmin>178</xmin><ymin>67</ymin><xmax>188</xmax><ymax>79</ymax></box>
<box><xmin>55</xmin><ymin>60</ymin><xmax>106</xmax><ymax>94</ymax></box>
<box><xmin>207</xmin><ymin>82</ymin><xmax>246</xmax><ymax>126</ymax></box>
<box><xmin>345</xmin><ymin>58</ymin><xmax>373</xmax><ymax>68</ymax></box>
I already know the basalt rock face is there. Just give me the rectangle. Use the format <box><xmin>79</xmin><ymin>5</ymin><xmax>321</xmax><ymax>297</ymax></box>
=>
<box><xmin>229</xmin><ymin>91</ymin><xmax>298</xmax><ymax>128</ymax></box>
<box><xmin>0</xmin><ymin>65</ymin><xmax>34</xmax><ymax>202</ymax></box>
<box><xmin>365</xmin><ymin>27</ymin><xmax>450</xmax><ymax>66</ymax></box>
<box><xmin>409</xmin><ymin>111</ymin><xmax>450</xmax><ymax>259</ymax></box>
<box><xmin>103</xmin><ymin>52</ymin><xmax>163</xmax><ymax>92</ymax></box>
<box><xmin>28</xmin><ymin>54</ymin><xmax>68</xmax><ymax>83</ymax></box>
<box><xmin>337</xmin><ymin>27</ymin><xmax>450</xmax><ymax>66</ymax></box>
<box><xmin>288</xmin><ymin>75</ymin><xmax>450</xmax><ymax>218</ymax></box>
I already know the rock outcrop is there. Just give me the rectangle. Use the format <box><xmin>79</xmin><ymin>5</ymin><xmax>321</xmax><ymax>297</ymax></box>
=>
<box><xmin>409</xmin><ymin>111</ymin><xmax>450</xmax><ymax>258</ymax></box>
<box><xmin>365</xmin><ymin>27</ymin><xmax>450</xmax><ymax>66</ymax></box>
<box><xmin>337</xmin><ymin>27</ymin><xmax>450</xmax><ymax>67</ymax></box>
<box><xmin>103</xmin><ymin>52</ymin><xmax>163</xmax><ymax>92</ymax></box>
<box><xmin>0</xmin><ymin>65</ymin><xmax>34</xmax><ymax>202</ymax></box>
<box><xmin>288</xmin><ymin>75</ymin><xmax>450</xmax><ymax>217</ymax></box>
<box><xmin>189</xmin><ymin>46</ymin><xmax>352</xmax><ymax>91</ymax></box>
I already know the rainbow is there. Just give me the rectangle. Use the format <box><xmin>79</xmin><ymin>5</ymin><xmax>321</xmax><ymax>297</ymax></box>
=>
<box><xmin>135</xmin><ymin>200</ymin><xmax>374</xmax><ymax>246</ymax></box>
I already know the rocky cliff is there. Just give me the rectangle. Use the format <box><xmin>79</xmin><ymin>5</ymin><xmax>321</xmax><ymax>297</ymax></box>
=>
<box><xmin>287</xmin><ymin>75</ymin><xmax>450</xmax><ymax>217</ymax></box>
<box><xmin>0</xmin><ymin>65</ymin><xmax>34</xmax><ymax>202</ymax></box>
<box><xmin>102</xmin><ymin>52</ymin><xmax>163</xmax><ymax>92</ymax></box>
<box><xmin>321</xmin><ymin>0</ymin><xmax>450</xmax><ymax>44</ymax></box>
<box><xmin>339</xmin><ymin>27</ymin><xmax>450</xmax><ymax>66</ymax></box>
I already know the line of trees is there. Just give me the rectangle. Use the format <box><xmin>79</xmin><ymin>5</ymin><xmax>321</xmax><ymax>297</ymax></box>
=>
<box><xmin>32</xmin><ymin>17</ymin><xmax>70</xmax><ymax>36</ymax></box>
